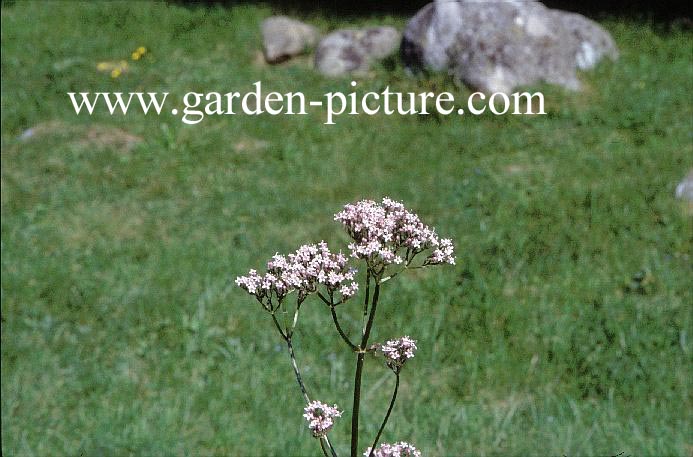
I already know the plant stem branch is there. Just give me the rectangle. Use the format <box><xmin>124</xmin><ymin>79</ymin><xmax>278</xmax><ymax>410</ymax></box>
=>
<box><xmin>324</xmin><ymin>436</ymin><xmax>339</xmax><ymax>457</ymax></box>
<box><xmin>350</xmin><ymin>352</ymin><xmax>365</xmax><ymax>457</ymax></box>
<box><xmin>320</xmin><ymin>437</ymin><xmax>330</xmax><ymax>457</ymax></box>
<box><xmin>331</xmin><ymin>306</ymin><xmax>358</xmax><ymax>351</ymax></box>
<box><xmin>270</xmin><ymin>312</ymin><xmax>288</xmax><ymax>341</ymax></box>
<box><xmin>288</xmin><ymin>332</ymin><xmax>339</xmax><ymax>457</ymax></box>
<box><xmin>361</xmin><ymin>280</ymin><xmax>380</xmax><ymax>346</ymax></box>
<box><xmin>351</xmin><ymin>277</ymin><xmax>381</xmax><ymax>457</ymax></box>
<box><xmin>318</xmin><ymin>291</ymin><xmax>358</xmax><ymax>351</ymax></box>
<box><xmin>287</xmin><ymin>337</ymin><xmax>310</xmax><ymax>403</ymax></box>
<box><xmin>362</xmin><ymin>269</ymin><xmax>371</xmax><ymax>336</ymax></box>
<box><xmin>368</xmin><ymin>373</ymin><xmax>400</xmax><ymax>457</ymax></box>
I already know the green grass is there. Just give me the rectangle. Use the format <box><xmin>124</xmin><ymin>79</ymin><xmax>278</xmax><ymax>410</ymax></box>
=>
<box><xmin>1</xmin><ymin>1</ymin><xmax>692</xmax><ymax>456</ymax></box>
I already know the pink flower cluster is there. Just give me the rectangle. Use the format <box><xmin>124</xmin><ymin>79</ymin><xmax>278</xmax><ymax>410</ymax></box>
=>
<box><xmin>426</xmin><ymin>238</ymin><xmax>455</xmax><ymax>266</ymax></box>
<box><xmin>381</xmin><ymin>336</ymin><xmax>417</xmax><ymax>372</ymax></box>
<box><xmin>365</xmin><ymin>442</ymin><xmax>421</xmax><ymax>457</ymax></box>
<box><xmin>235</xmin><ymin>241</ymin><xmax>358</xmax><ymax>305</ymax></box>
<box><xmin>303</xmin><ymin>400</ymin><xmax>342</xmax><ymax>437</ymax></box>
<box><xmin>334</xmin><ymin>198</ymin><xmax>455</xmax><ymax>267</ymax></box>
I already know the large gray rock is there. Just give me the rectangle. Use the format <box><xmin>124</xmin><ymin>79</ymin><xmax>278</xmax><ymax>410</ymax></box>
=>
<box><xmin>315</xmin><ymin>26</ymin><xmax>400</xmax><ymax>77</ymax></box>
<box><xmin>549</xmin><ymin>9</ymin><xmax>620</xmax><ymax>71</ymax></box>
<box><xmin>401</xmin><ymin>0</ymin><xmax>618</xmax><ymax>92</ymax></box>
<box><xmin>261</xmin><ymin>16</ymin><xmax>319</xmax><ymax>64</ymax></box>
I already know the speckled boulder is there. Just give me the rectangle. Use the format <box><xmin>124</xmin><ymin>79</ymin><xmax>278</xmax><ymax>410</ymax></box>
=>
<box><xmin>401</xmin><ymin>0</ymin><xmax>618</xmax><ymax>92</ymax></box>
<box><xmin>315</xmin><ymin>26</ymin><xmax>400</xmax><ymax>77</ymax></box>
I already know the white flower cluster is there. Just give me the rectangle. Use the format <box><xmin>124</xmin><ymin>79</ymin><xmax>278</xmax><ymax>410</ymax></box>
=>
<box><xmin>381</xmin><ymin>336</ymin><xmax>417</xmax><ymax>372</ymax></box>
<box><xmin>236</xmin><ymin>241</ymin><xmax>358</xmax><ymax>306</ymax></box>
<box><xmin>303</xmin><ymin>400</ymin><xmax>342</xmax><ymax>437</ymax></box>
<box><xmin>334</xmin><ymin>198</ymin><xmax>455</xmax><ymax>267</ymax></box>
<box><xmin>365</xmin><ymin>442</ymin><xmax>422</xmax><ymax>457</ymax></box>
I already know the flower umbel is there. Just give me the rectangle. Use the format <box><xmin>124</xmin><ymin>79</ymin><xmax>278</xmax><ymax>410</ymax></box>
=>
<box><xmin>235</xmin><ymin>241</ymin><xmax>358</xmax><ymax>309</ymax></box>
<box><xmin>303</xmin><ymin>400</ymin><xmax>342</xmax><ymax>437</ymax></box>
<box><xmin>425</xmin><ymin>237</ymin><xmax>455</xmax><ymax>266</ymax></box>
<box><xmin>335</xmin><ymin>197</ymin><xmax>455</xmax><ymax>268</ymax></box>
<box><xmin>381</xmin><ymin>336</ymin><xmax>417</xmax><ymax>372</ymax></box>
<box><xmin>365</xmin><ymin>441</ymin><xmax>422</xmax><ymax>457</ymax></box>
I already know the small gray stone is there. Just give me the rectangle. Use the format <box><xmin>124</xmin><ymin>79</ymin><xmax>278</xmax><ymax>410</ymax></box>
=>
<box><xmin>315</xmin><ymin>30</ymin><xmax>369</xmax><ymax>76</ymax></box>
<box><xmin>261</xmin><ymin>16</ymin><xmax>319</xmax><ymax>64</ymax></box>
<box><xmin>401</xmin><ymin>0</ymin><xmax>618</xmax><ymax>93</ymax></box>
<box><xmin>360</xmin><ymin>26</ymin><xmax>401</xmax><ymax>60</ymax></box>
<box><xmin>675</xmin><ymin>170</ymin><xmax>693</xmax><ymax>202</ymax></box>
<box><xmin>315</xmin><ymin>26</ymin><xmax>400</xmax><ymax>77</ymax></box>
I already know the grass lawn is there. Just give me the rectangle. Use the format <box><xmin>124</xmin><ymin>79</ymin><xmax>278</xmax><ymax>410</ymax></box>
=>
<box><xmin>1</xmin><ymin>1</ymin><xmax>692</xmax><ymax>456</ymax></box>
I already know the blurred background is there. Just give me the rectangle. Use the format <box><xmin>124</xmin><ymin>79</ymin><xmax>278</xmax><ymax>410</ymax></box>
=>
<box><xmin>195</xmin><ymin>0</ymin><xmax>693</xmax><ymax>21</ymax></box>
<box><xmin>1</xmin><ymin>1</ymin><xmax>691</xmax><ymax>456</ymax></box>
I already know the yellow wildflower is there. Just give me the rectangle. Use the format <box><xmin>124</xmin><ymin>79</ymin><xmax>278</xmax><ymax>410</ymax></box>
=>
<box><xmin>131</xmin><ymin>46</ymin><xmax>147</xmax><ymax>61</ymax></box>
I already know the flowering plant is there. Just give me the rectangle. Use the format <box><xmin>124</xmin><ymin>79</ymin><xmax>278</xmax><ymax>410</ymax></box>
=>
<box><xmin>236</xmin><ymin>198</ymin><xmax>455</xmax><ymax>456</ymax></box>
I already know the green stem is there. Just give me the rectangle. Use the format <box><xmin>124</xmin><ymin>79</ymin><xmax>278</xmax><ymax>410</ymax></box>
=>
<box><xmin>362</xmin><ymin>269</ymin><xmax>371</xmax><ymax>336</ymax></box>
<box><xmin>350</xmin><ymin>352</ymin><xmax>365</xmax><ymax>457</ymax></box>
<box><xmin>331</xmin><ymin>305</ymin><xmax>358</xmax><ymax>351</ymax></box>
<box><xmin>287</xmin><ymin>337</ymin><xmax>309</xmax><ymax>403</ymax></box>
<box><xmin>351</xmin><ymin>276</ymin><xmax>381</xmax><ymax>457</ymax></box>
<box><xmin>361</xmin><ymin>280</ymin><xmax>380</xmax><ymax>345</ymax></box>
<box><xmin>288</xmin><ymin>337</ymin><xmax>338</xmax><ymax>457</ymax></box>
<box><xmin>320</xmin><ymin>437</ymin><xmax>330</xmax><ymax>457</ymax></box>
<box><xmin>368</xmin><ymin>373</ymin><xmax>399</xmax><ymax>457</ymax></box>
<box><xmin>324</xmin><ymin>436</ymin><xmax>338</xmax><ymax>457</ymax></box>
<box><xmin>270</xmin><ymin>312</ymin><xmax>288</xmax><ymax>341</ymax></box>
<box><xmin>319</xmin><ymin>291</ymin><xmax>358</xmax><ymax>351</ymax></box>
